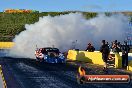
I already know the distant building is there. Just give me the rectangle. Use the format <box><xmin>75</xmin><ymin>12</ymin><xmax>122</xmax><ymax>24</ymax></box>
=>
<box><xmin>4</xmin><ymin>9</ymin><xmax>39</xmax><ymax>13</ymax></box>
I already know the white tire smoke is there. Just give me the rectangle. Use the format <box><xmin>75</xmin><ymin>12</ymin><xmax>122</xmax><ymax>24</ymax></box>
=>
<box><xmin>9</xmin><ymin>13</ymin><xmax>129</xmax><ymax>58</ymax></box>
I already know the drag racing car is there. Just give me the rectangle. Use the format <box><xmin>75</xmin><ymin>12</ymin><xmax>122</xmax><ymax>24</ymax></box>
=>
<box><xmin>35</xmin><ymin>47</ymin><xmax>66</xmax><ymax>63</ymax></box>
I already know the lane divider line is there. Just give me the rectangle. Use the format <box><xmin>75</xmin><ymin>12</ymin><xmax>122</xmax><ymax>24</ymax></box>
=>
<box><xmin>0</xmin><ymin>65</ymin><xmax>7</xmax><ymax>88</ymax></box>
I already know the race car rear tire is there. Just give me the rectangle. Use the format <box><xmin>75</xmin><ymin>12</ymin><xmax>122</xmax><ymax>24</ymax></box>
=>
<box><xmin>77</xmin><ymin>76</ymin><xmax>86</xmax><ymax>84</ymax></box>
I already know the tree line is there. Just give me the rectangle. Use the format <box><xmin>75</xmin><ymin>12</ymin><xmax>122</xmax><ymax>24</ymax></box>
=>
<box><xmin>0</xmin><ymin>12</ymin><xmax>132</xmax><ymax>41</ymax></box>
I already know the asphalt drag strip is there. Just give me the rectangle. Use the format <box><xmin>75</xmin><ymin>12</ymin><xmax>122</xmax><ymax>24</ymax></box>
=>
<box><xmin>0</xmin><ymin>57</ymin><xmax>132</xmax><ymax>88</ymax></box>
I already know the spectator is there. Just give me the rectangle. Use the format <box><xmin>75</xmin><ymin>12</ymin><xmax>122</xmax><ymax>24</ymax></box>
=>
<box><xmin>117</xmin><ymin>42</ymin><xmax>121</xmax><ymax>52</ymax></box>
<box><xmin>121</xmin><ymin>41</ymin><xmax>130</xmax><ymax>69</ymax></box>
<box><xmin>115</xmin><ymin>40</ymin><xmax>117</xmax><ymax>44</ymax></box>
<box><xmin>106</xmin><ymin>42</ymin><xmax>110</xmax><ymax>49</ymax></box>
<box><xmin>112</xmin><ymin>41</ymin><xmax>119</xmax><ymax>53</ymax></box>
<box><xmin>100</xmin><ymin>40</ymin><xmax>110</xmax><ymax>71</ymax></box>
<box><xmin>85</xmin><ymin>43</ymin><xmax>95</xmax><ymax>52</ymax></box>
<box><xmin>110</xmin><ymin>42</ymin><xmax>113</xmax><ymax>52</ymax></box>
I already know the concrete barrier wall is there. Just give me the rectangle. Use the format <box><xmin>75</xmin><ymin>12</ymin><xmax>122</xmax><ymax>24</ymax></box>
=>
<box><xmin>127</xmin><ymin>60</ymin><xmax>132</xmax><ymax>71</ymax></box>
<box><xmin>67</xmin><ymin>50</ymin><xmax>122</xmax><ymax>68</ymax></box>
<box><xmin>0</xmin><ymin>42</ymin><xmax>14</xmax><ymax>49</ymax></box>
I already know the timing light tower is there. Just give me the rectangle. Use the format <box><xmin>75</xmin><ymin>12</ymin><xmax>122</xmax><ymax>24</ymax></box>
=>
<box><xmin>126</xmin><ymin>17</ymin><xmax>132</xmax><ymax>46</ymax></box>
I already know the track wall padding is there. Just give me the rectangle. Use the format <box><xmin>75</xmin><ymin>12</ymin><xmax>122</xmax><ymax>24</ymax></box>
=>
<box><xmin>67</xmin><ymin>50</ymin><xmax>122</xmax><ymax>68</ymax></box>
<box><xmin>127</xmin><ymin>60</ymin><xmax>132</xmax><ymax>71</ymax></box>
<box><xmin>0</xmin><ymin>42</ymin><xmax>14</xmax><ymax>49</ymax></box>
